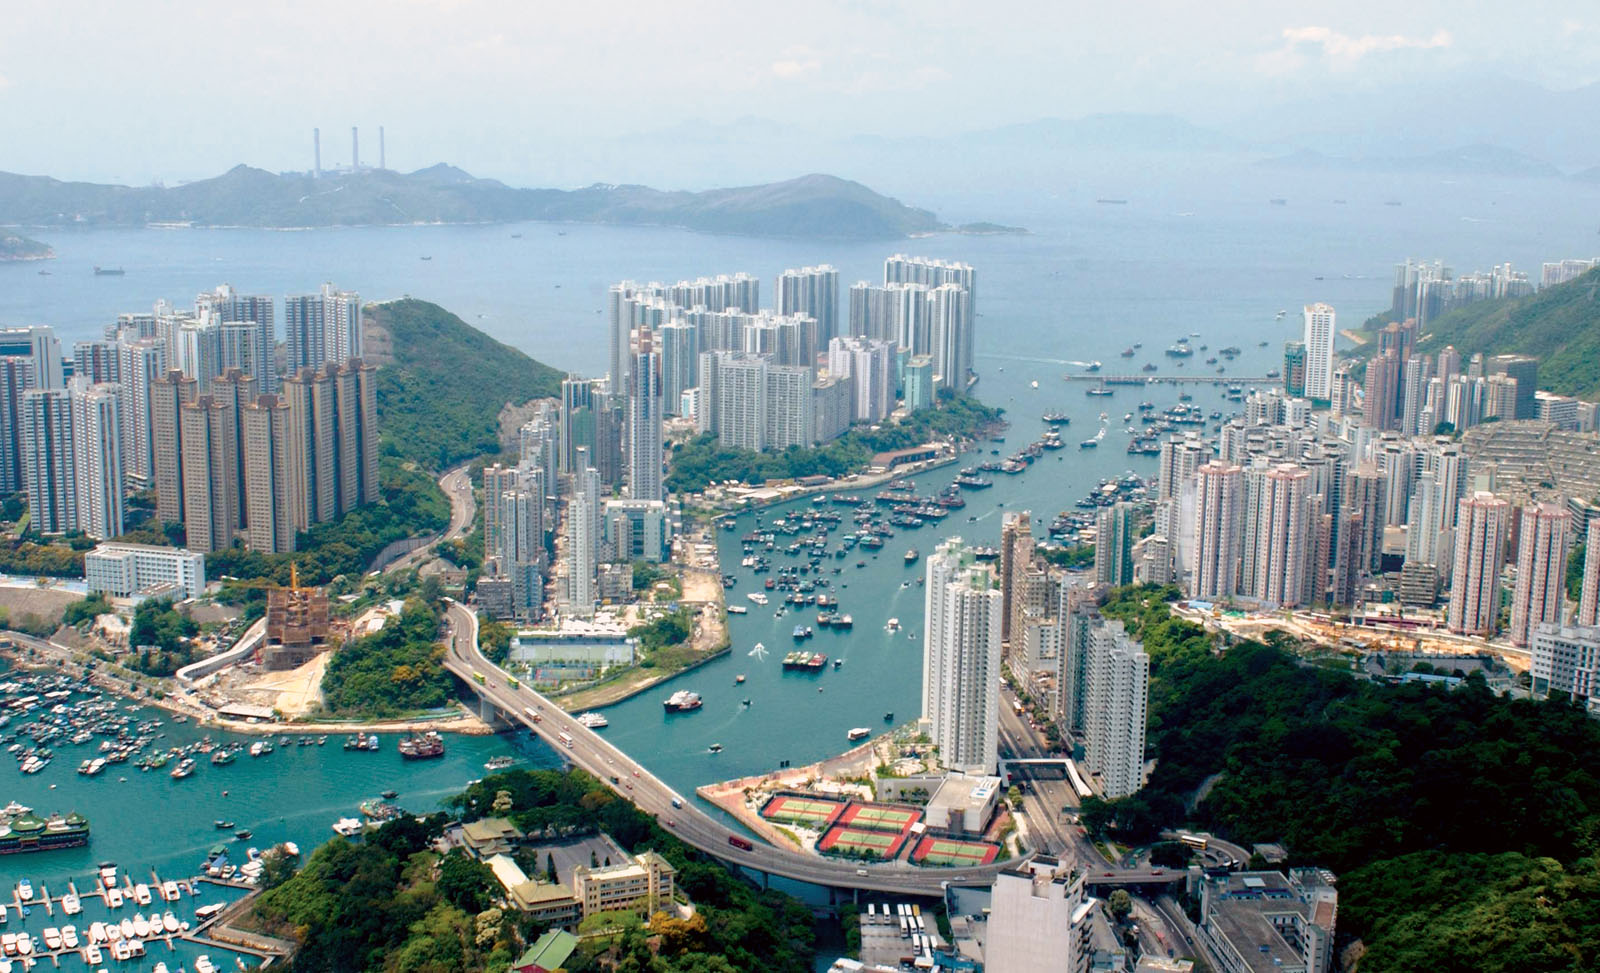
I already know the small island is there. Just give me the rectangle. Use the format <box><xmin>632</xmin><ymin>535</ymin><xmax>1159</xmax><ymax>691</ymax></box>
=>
<box><xmin>0</xmin><ymin>232</ymin><xmax>53</xmax><ymax>261</ymax></box>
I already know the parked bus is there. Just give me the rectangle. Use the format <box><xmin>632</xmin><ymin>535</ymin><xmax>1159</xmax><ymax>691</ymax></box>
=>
<box><xmin>728</xmin><ymin>835</ymin><xmax>754</xmax><ymax>851</ymax></box>
<box><xmin>557</xmin><ymin>732</ymin><xmax>574</xmax><ymax>749</ymax></box>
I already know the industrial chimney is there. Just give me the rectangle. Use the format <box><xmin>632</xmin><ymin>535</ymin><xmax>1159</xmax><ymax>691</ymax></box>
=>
<box><xmin>313</xmin><ymin>128</ymin><xmax>321</xmax><ymax>178</ymax></box>
<box><xmin>351</xmin><ymin>126</ymin><xmax>360</xmax><ymax>170</ymax></box>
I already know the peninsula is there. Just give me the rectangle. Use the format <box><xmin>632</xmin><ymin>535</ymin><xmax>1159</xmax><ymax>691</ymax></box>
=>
<box><xmin>0</xmin><ymin>166</ymin><xmax>1018</xmax><ymax>240</ymax></box>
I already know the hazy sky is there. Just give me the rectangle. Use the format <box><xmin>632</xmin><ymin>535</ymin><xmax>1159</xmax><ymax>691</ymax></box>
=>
<box><xmin>3</xmin><ymin>0</ymin><xmax>1597</xmax><ymax>184</ymax></box>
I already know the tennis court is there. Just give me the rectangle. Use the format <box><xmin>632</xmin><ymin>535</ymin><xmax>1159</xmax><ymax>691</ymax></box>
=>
<box><xmin>760</xmin><ymin>794</ymin><xmax>845</xmax><ymax>829</ymax></box>
<box><xmin>910</xmin><ymin>835</ymin><xmax>1000</xmax><ymax>866</ymax></box>
<box><xmin>836</xmin><ymin>802</ymin><xmax>921</xmax><ymax>832</ymax></box>
<box><xmin>818</xmin><ymin>824</ymin><xmax>909</xmax><ymax>859</ymax></box>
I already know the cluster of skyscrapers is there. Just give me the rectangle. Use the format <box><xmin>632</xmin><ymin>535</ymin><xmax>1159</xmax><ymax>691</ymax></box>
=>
<box><xmin>919</xmin><ymin>525</ymin><xmax>1150</xmax><ymax>800</ymax></box>
<box><xmin>0</xmin><ymin>283</ymin><xmax>376</xmax><ymax>552</ymax></box>
<box><xmin>602</xmin><ymin>256</ymin><xmax>975</xmax><ymax>471</ymax></box>
<box><xmin>1119</xmin><ymin>286</ymin><xmax>1600</xmax><ymax>714</ymax></box>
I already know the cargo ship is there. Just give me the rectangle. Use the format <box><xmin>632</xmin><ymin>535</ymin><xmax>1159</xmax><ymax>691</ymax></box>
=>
<box><xmin>398</xmin><ymin>731</ymin><xmax>445</xmax><ymax>760</ymax></box>
<box><xmin>663</xmin><ymin>691</ymin><xmax>703</xmax><ymax>713</ymax></box>
<box><xmin>782</xmin><ymin>651</ymin><xmax>828</xmax><ymax>671</ymax></box>
<box><xmin>0</xmin><ymin>807</ymin><xmax>90</xmax><ymax>854</ymax></box>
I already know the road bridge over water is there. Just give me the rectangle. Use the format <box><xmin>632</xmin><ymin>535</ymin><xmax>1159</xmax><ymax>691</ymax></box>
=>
<box><xmin>442</xmin><ymin>601</ymin><xmax>1177</xmax><ymax>896</ymax></box>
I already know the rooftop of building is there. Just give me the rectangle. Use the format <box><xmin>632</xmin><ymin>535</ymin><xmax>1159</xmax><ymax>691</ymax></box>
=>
<box><xmin>513</xmin><ymin>929</ymin><xmax>578</xmax><ymax>973</ymax></box>
<box><xmin>461</xmin><ymin>817</ymin><xmax>524</xmax><ymax>846</ymax></box>
<box><xmin>927</xmin><ymin>773</ymin><xmax>1001</xmax><ymax>814</ymax></box>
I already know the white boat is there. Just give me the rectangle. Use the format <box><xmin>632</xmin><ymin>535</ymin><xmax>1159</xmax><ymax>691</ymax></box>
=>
<box><xmin>154</xmin><ymin>963</ymin><xmax>169</xmax><ymax>973</ymax></box>
<box><xmin>331</xmin><ymin>817</ymin><xmax>365</xmax><ymax>837</ymax></box>
<box><xmin>162</xmin><ymin>913</ymin><xmax>179</xmax><ymax>934</ymax></box>
<box><xmin>746</xmin><ymin>592</ymin><xmax>768</xmax><ymax>605</ymax></box>
<box><xmin>847</xmin><ymin>727</ymin><xmax>872</xmax><ymax>741</ymax></box>
<box><xmin>41</xmin><ymin>929</ymin><xmax>60</xmax><ymax>951</ymax></box>
<box><xmin>14</xmin><ymin>881</ymin><xmax>30</xmax><ymax>902</ymax></box>
<box><xmin>14</xmin><ymin>934</ymin><xmax>29</xmax><ymax>955</ymax></box>
<box><xmin>0</xmin><ymin>955</ymin><xmax>11</xmax><ymax>973</ymax></box>
<box><xmin>105</xmin><ymin>888</ymin><xmax>123</xmax><ymax>908</ymax></box>
<box><xmin>0</xmin><ymin>904</ymin><xmax>5</xmax><ymax>923</ymax></box>
<box><xmin>195</xmin><ymin>955</ymin><xmax>217</xmax><ymax>973</ymax></box>
<box><xmin>885</xmin><ymin>617</ymin><xmax>900</xmax><ymax>631</ymax></box>
<box><xmin>134</xmin><ymin>884</ymin><xmax>152</xmax><ymax>905</ymax></box>
<box><xmin>161</xmin><ymin>881</ymin><xmax>179</xmax><ymax>901</ymax></box>
<box><xmin>0</xmin><ymin>933</ymin><xmax>13</xmax><ymax>956</ymax></box>
<box><xmin>128</xmin><ymin>939</ymin><xmax>145</xmax><ymax>956</ymax></box>
<box><xmin>84</xmin><ymin>944</ymin><xmax>103</xmax><ymax>965</ymax></box>
<box><xmin>119</xmin><ymin>918</ymin><xmax>134</xmax><ymax>939</ymax></box>
<box><xmin>132</xmin><ymin>915</ymin><xmax>149</xmax><ymax>938</ymax></box>
<box><xmin>61</xmin><ymin>893</ymin><xmax>81</xmax><ymax>915</ymax></box>
<box><xmin>88</xmin><ymin>923</ymin><xmax>105</xmax><ymax>943</ymax></box>
<box><xmin>98</xmin><ymin>865</ymin><xmax>117</xmax><ymax>888</ymax></box>
<box><xmin>726</xmin><ymin>605</ymin><xmax>747</xmax><ymax>614</ymax></box>
<box><xmin>249</xmin><ymin>741</ymin><xmax>265</xmax><ymax>757</ymax></box>
<box><xmin>194</xmin><ymin>904</ymin><xmax>225</xmax><ymax>921</ymax></box>
<box><xmin>576</xmin><ymin>712</ymin><xmax>608</xmax><ymax>729</ymax></box>
<box><xmin>110</xmin><ymin>939</ymin><xmax>130</xmax><ymax>961</ymax></box>
<box><xmin>62</xmin><ymin>926</ymin><xmax>78</xmax><ymax>948</ymax></box>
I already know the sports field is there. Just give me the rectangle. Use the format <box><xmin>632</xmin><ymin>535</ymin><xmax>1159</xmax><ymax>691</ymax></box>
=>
<box><xmin>760</xmin><ymin>794</ymin><xmax>845</xmax><ymax>829</ymax></box>
<box><xmin>909</xmin><ymin>835</ymin><xmax>1000</xmax><ymax>866</ymax></box>
<box><xmin>818</xmin><ymin>825</ymin><xmax>909</xmax><ymax>859</ymax></box>
<box><xmin>835</xmin><ymin>802</ymin><xmax>920</xmax><ymax>832</ymax></box>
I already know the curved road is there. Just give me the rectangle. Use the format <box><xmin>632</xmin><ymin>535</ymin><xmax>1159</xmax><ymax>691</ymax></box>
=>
<box><xmin>442</xmin><ymin>601</ymin><xmax>1021</xmax><ymax>895</ymax></box>
<box><xmin>385</xmin><ymin>465</ymin><xmax>476</xmax><ymax>575</ymax></box>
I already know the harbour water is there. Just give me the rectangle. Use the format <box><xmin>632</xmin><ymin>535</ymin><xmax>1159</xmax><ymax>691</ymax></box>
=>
<box><xmin>3</xmin><ymin>167</ymin><xmax>1599</xmax><ymax>930</ymax></box>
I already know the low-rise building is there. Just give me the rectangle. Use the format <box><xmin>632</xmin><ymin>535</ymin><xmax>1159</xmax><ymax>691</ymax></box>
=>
<box><xmin>512</xmin><ymin>929</ymin><xmax>579</xmax><ymax>973</ymax></box>
<box><xmin>508</xmin><ymin>620</ymin><xmax>638</xmax><ymax>672</ymax></box>
<box><xmin>571</xmin><ymin>850</ymin><xmax>676</xmax><ymax>917</ymax></box>
<box><xmin>486</xmin><ymin>854</ymin><xmax>581</xmax><ymax>929</ymax></box>
<box><xmin>924</xmin><ymin>773</ymin><xmax>1001</xmax><ymax>834</ymax></box>
<box><xmin>459</xmin><ymin>817</ymin><xmax>524</xmax><ymax>859</ymax></box>
<box><xmin>1197</xmin><ymin>868</ymin><xmax>1338</xmax><ymax>973</ymax></box>
<box><xmin>84</xmin><ymin>543</ymin><xmax>206</xmax><ymax>601</ymax></box>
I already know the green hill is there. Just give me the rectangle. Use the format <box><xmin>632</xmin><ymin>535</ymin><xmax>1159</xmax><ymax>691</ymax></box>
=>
<box><xmin>0</xmin><ymin>232</ymin><xmax>52</xmax><ymax>261</ymax></box>
<box><xmin>365</xmin><ymin>299</ymin><xmax>564</xmax><ymax>469</ymax></box>
<box><xmin>0</xmin><ymin>166</ymin><xmax>977</xmax><ymax>240</ymax></box>
<box><xmin>1413</xmin><ymin>267</ymin><xmax>1600</xmax><ymax>399</ymax></box>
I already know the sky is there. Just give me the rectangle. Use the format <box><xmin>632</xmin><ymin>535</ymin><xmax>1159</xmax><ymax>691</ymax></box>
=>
<box><xmin>3</xmin><ymin>0</ymin><xmax>1599</xmax><ymax>184</ymax></box>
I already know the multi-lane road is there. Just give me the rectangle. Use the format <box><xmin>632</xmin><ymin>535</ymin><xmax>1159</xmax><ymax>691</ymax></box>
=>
<box><xmin>441</xmin><ymin>601</ymin><xmax>1021</xmax><ymax>896</ymax></box>
<box><xmin>383</xmin><ymin>464</ymin><xmax>476</xmax><ymax>574</ymax></box>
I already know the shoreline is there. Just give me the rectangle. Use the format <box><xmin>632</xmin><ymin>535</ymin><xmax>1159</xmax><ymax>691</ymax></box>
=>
<box><xmin>0</xmin><ymin>636</ymin><xmax>497</xmax><ymax>736</ymax></box>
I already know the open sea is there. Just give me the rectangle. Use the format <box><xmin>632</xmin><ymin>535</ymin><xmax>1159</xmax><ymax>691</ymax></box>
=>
<box><xmin>2</xmin><ymin>161</ymin><xmax>1598</xmax><ymax>948</ymax></box>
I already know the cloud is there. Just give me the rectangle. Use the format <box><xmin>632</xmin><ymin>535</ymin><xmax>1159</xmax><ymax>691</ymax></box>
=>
<box><xmin>771</xmin><ymin>55</ymin><xmax>822</xmax><ymax>79</ymax></box>
<box><xmin>1260</xmin><ymin>25</ymin><xmax>1453</xmax><ymax>74</ymax></box>
<box><xmin>0</xmin><ymin>72</ymin><xmax>9</xmax><ymax>91</ymax></box>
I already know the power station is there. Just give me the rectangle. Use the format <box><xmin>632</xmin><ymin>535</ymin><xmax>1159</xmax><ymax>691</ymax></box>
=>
<box><xmin>310</xmin><ymin>126</ymin><xmax>386</xmax><ymax>176</ymax></box>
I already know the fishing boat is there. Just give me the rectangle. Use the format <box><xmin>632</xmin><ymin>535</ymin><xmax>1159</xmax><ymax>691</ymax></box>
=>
<box><xmin>398</xmin><ymin>731</ymin><xmax>445</xmax><ymax>760</ymax></box>
<box><xmin>663</xmin><ymin>691</ymin><xmax>703</xmax><ymax>713</ymax></box>
<box><xmin>169</xmin><ymin>758</ymin><xmax>195</xmax><ymax>779</ymax></box>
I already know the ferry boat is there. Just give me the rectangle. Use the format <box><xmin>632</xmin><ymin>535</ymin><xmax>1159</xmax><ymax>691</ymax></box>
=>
<box><xmin>577</xmin><ymin>712</ymin><xmax>610</xmax><ymax>729</ymax></box>
<box><xmin>1086</xmin><ymin>386</ymin><xmax>1114</xmax><ymax>397</ymax></box>
<box><xmin>484</xmin><ymin>755</ymin><xmax>515</xmax><ymax>771</ymax></box>
<box><xmin>663</xmin><ymin>691</ymin><xmax>703</xmax><ymax>713</ymax></box>
<box><xmin>847</xmin><ymin>728</ymin><xmax>872</xmax><ymax>741</ymax></box>
<box><xmin>746</xmin><ymin>592</ymin><xmax>769</xmax><ymax>605</ymax></box>
<box><xmin>904</xmin><ymin>548</ymin><xmax>919</xmax><ymax>564</ymax></box>
<box><xmin>398</xmin><ymin>731</ymin><xmax>445</xmax><ymax>760</ymax></box>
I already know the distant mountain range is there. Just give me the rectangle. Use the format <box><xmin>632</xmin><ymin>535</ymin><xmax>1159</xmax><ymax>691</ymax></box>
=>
<box><xmin>0</xmin><ymin>233</ymin><xmax>52</xmax><ymax>261</ymax></box>
<box><xmin>0</xmin><ymin>166</ymin><xmax>1010</xmax><ymax>240</ymax></box>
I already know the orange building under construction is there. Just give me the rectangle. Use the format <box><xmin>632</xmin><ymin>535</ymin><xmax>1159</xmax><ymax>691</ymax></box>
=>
<box><xmin>262</xmin><ymin>578</ymin><xmax>332</xmax><ymax>670</ymax></box>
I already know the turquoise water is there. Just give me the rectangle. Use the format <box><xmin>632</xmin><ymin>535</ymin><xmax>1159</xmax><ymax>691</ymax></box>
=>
<box><xmin>2</xmin><ymin>660</ymin><xmax>555</xmax><ymax>896</ymax></box>
<box><xmin>3</xmin><ymin>167</ymin><xmax>1598</xmax><ymax>918</ymax></box>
